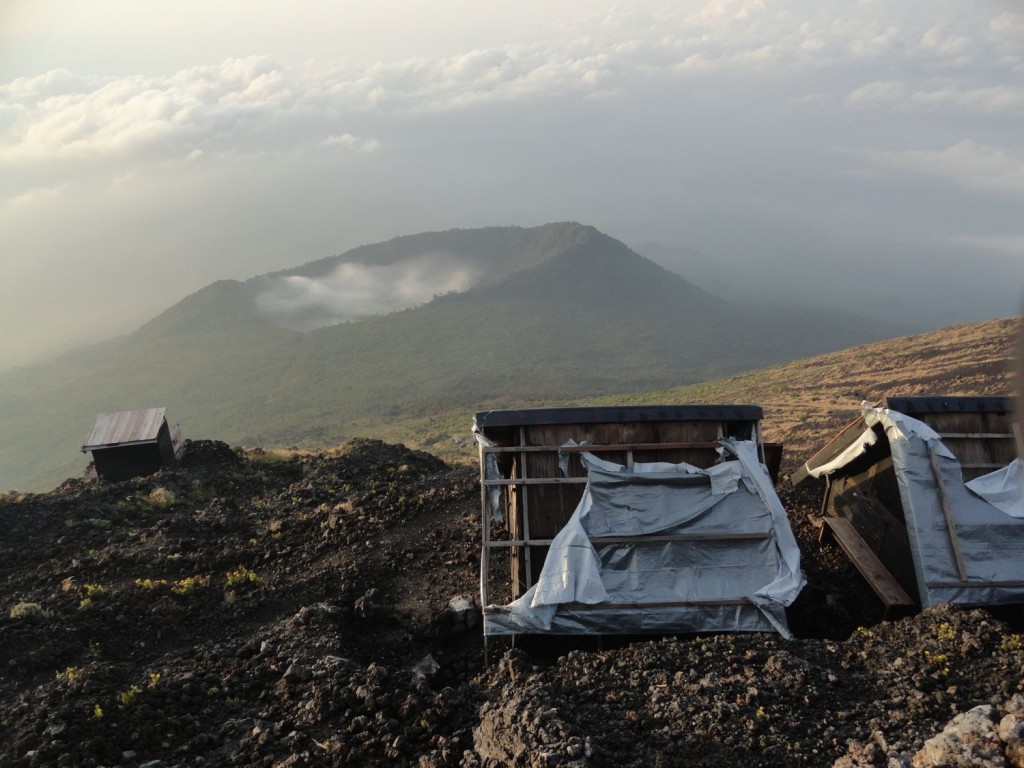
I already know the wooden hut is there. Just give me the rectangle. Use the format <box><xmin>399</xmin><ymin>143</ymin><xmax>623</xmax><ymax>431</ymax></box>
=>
<box><xmin>81</xmin><ymin>408</ymin><xmax>184</xmax><ymax>482</ymax></box>
<box><xmin>794</xmin><ymin>396</ymin><xmax>1022</xmax><ymax>615</ymax></box>
<box><xmin>475</xmin><ymin>405</ymin><xmax>803</xmax><ymax>637</ymax></box>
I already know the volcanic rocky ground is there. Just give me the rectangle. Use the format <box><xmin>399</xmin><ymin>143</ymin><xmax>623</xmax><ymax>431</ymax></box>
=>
<box><xmin>2</xmin><ymin>438</ymin><xmax>1023</xmax><ymax>767</ymax></box>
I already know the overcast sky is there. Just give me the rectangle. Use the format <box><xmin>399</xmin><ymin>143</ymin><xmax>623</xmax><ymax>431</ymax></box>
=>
<box><xmin>1</xmin><ymin>1</ymin><xmax>1022</xmax><ymax>369</ymax></box>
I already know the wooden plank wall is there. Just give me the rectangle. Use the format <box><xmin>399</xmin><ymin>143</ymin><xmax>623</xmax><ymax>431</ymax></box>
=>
<box><xmin>914</xmin><ymin>411</ymin><xmax>1017</xmax><ymax>481</ymax></box>
<box><xmin>830</xmin><ymin>458</ymin><xmax>920</xmax><ymax>602</ymax></box>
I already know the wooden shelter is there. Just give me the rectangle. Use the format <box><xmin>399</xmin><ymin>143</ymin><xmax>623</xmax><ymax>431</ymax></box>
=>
<box><xmin>81</xmin><ymin>408</ymin><xmax>184</xmax><ymax>482</ymax></box>
<box><xmin>475</xmin><ymin>405</ymin><xmax>802</xmax><ymax>637</ymax></box>
<box><xmin>794</xmin><ymin>396</ymin><xmax>1022</xmax><ymax>614</ymax></box>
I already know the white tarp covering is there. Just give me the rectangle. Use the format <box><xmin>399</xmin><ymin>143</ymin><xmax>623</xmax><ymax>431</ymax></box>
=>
<box><xmin>966</xmin><ymin>459</ymin><xmax>1024</xmax><ymax>518</ymax></box>
<box><xmin>484</xmin><ymin>439</ymin><xmax>805</xmax><ymax>638</ymax></box>
<box><xmin>824</xmin><ymin>406</ymin><xmax>1024</xmax><ymax>608</ymax></box>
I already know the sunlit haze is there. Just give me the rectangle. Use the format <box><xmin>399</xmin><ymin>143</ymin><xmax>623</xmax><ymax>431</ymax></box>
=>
<box><xmin>2</xmin><ymin>1</ymin><xmax>1022</xmax><ymax>369</ymax></box>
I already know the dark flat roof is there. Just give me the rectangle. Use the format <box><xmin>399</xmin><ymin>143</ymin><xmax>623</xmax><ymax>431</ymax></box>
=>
<box><xmin>474</xmin><ymin>405</ymin><xmax>762</xmax><ymax>429</ymax></box>
<box><xmin>886</xmin><ymin>396</ymin><xmax>1013</xmax><ymax>416</ymax></box>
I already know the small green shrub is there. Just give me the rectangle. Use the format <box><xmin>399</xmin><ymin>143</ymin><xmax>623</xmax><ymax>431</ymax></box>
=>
<box><xmin>225</xmin><ymin>565</ymin><xmax>261</xmax><ymax>587</ymax></box>
<box><xmin>171</xmin><ymin>575</ymin><xmax>209</xmax><ymax>595</ymax></box>
<box><xmin>145</xmin><ymin>487</ymin><xmax>176</xmax><ymax>507</ymax></box>
<box><xmin>9</xmin><ymin>602</ymin><xmax>50</xmax><ymax>621</ymax></box>
<box><xmin>119</xmin><ymin>685</ymin><xmax>141</xmax><ymax>708</ymax></box>
<box><xmin>56</xmin><ymin>667</ymin><xmax>84</xmax><ymax>683</ymax></box>
<box><xmin>135</xmin><ymin>578</ymin><xmax>169</xmax><ymax>590</ymax></box>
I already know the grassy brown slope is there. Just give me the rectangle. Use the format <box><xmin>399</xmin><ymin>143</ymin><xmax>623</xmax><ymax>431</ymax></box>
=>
<box><xmin>380</xmin><ymin>316</ymin><xmax>1020</xmax><ymax>470</ymax></box>
<box><xmin>640</xmin><ymin>315</ymin><xmax>1020</xmax><ymax>470</ymax></box>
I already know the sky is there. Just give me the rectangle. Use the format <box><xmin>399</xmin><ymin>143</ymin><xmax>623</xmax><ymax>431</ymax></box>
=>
<box><xmin>1</xmin><ymin>0</ymin><xmax>1023</xmax><ymax>369</ymax></box>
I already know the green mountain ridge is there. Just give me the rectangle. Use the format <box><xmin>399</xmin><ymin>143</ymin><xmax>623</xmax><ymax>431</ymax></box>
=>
<box><xmin>0</xmin><ymin>222</ymin><xmax>905</xmax><ymax>491</ymax></box>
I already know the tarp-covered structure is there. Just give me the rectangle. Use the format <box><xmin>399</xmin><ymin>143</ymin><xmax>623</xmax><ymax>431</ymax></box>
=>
<box><xmin>475</xmin><ymin>406</ymin><xmax>805</xmax><ymax>638</ymax></box>
<box><xmin>795</xmin><ymin>397</ymin><xmax>1023</xmax><ymax>610</ymax></box>
<box><xmin>82</xmin><ymin>408</ymin><xmax>185</xmax><ymax>482</ymax></box>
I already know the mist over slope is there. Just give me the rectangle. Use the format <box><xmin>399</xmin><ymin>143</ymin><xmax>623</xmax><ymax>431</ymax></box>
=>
<box><xmin>0</xmin><ymin>222</ymin><xmax>906</xmax><ymax>491</ymax></box>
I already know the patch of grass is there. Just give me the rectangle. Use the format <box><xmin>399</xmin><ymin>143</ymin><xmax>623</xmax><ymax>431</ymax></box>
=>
<box><xmin>145</xmin><ymin>487</ymin><xmax>176</xmax><ymax>507</ymax></box>
<box><xmin>79</xmin><ymin>583</ymin><xmax>106</xmax><ymax>610</ymax></box>
<box><xmin>134</xmin><ymin>578</ymin><xmax>169</xmax><ymax>590</ymax></box>
<box><xmin>119</xmin><ymin>685</ymin><xmax>141</xmax><ymax>708</ymax></box>
<box><xmin>9</xmin><ymin>602</ymin><xmax>50</xmax><ymax>620</ymax></box>
<box><xmin>225</xmin><ymin>565</ymin><xmax>261</xmax><ymax>587</ymax></box>
<box><xmin>171</xmin><ymin>575</ymin><xmax>209</xmax><ymax>595</ymax></box>
<box><xmin>56</xmin><ymin>667</ymin><xmax>84</xmax><ymax>684</ymax></box>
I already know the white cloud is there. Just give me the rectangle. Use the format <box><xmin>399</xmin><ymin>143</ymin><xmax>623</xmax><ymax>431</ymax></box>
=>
<box><xmin>860</xmin><ymin>140</ymin><xmax>1024</xmax><ymax>199</ymax></box>
<box><xmin>917</xmin><ymin>26</ymin><xmax>971</xmax><ymax>59</ymax></box>
<box><xmin>6</xmin><ymin>181</ymin><xmax>68</xmax><ymax>207</ymax></box>
<box><xmin>253</xmin><ymin>253</ymin><xmax>483</xmax><ymax>331</ymax></box>
<box><xmin>908</xmin><ymin>84</ymin><xmax>1024</xmax><ymax>113</ymax></box>
<box><xmin>990</xmin><ymin>11</ymin><xmax>1024</xmax><ymax>41</ymax></box>
<box><xmin>845</xmin><ymin>80</ymin><xmax>905</xmax><ymax>107</ymax></box>
<box><xmin>1</xmin><ymin>0</ymin><xmax>1023</xmax><ymax>369</ymax></box>
<box><xmin>845</xmin><ymin>81</ymin><xmax>1024</xmax><ymax>114</ymax></box>
<box><xmin>321</xmin><ymin>133</ymin><xmax>379</xmax><ymax>153</ymax></box>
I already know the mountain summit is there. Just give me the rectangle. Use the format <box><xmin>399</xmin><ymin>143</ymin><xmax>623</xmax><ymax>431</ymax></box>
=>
<box><xmin>0</xmin><ymin>223</ymin><xmax>897</xmax><ymax>490</ymax></box>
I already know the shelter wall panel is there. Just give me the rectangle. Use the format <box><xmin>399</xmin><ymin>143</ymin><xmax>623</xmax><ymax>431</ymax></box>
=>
<box><xmin>477</xmin><ymin>405</ymin><xmax>770</xmax><ymax>633</ymax></box>
<box><xmin>92</xmin><ymin>445</ymin><xmax>164</xmax><ymax>483</ymax></box>
<box><xmin>830</xmin><ymin>463</ymin><xmax>919</xmax><ymax>599</ymax></box>
<box><xmin>919</xmin><ymin>412</ymin><xmax>1017</xmax><ymax>478</ymax></box>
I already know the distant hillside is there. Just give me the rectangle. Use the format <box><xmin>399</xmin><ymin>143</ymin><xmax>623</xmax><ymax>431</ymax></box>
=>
<box><xmin>359</xmin><ymin>315</ymin><xmax>1021</xmax><ymax>472</ymax></box>
<box><xmin>0</xmin><ymin>222</ymin><xmax>904</xmax><ymax>491</ymax></box>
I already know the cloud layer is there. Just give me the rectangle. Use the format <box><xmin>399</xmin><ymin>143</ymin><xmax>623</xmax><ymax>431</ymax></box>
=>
<box><xmin>253</xmin><ymin>254</ymin><xmax>483</xmax><ymax>331</ymax></box>
<box><xmin>1</xmin><ymin>1</ymin><xmax>1022</xmax><ymax>368</ymax></box>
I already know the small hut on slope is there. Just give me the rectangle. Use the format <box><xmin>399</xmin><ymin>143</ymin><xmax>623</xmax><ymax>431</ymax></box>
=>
<box><xmin>475</xmin><ymin>405</ymin><xmax>804</xmax><ymax>639</ymax></box>
<box><xmin>81</xmin><ymin>408</ymin><xmax>184</xmax><ymax>482</ymax></box>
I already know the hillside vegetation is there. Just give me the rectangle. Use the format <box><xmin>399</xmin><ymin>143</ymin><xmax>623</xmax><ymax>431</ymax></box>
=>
<box><xmin>374</xmin><ymin>315</ymin><xmax>1021</xmax><ymax>471</ymax></box>
<box><xmin>0</xmin><ymin>312</ymin><xmax>1020</xmax><ymax>767</ymax></box>
<box><xmin>0</xmin><ymin>223</ymin><xmax>903</xmax><ymax>491</ymax></box>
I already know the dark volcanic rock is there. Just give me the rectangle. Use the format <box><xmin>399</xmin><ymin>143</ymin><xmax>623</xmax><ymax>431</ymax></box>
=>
<box><xmin>2</xmin><ymin>437</ymin><xmax>1022</xmax><ymax>767</ymax></box>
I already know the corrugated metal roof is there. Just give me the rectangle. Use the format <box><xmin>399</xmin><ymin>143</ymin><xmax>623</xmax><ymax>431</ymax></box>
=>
<box><xmin>81</xmin><ymin>408</ymin><xmax>168</xmax><ymax>452</ymax></box>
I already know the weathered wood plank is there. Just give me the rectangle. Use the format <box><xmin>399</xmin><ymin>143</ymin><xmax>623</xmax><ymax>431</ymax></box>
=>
<box><xmin>928</xmin><ymin>446</ymin><xmax>969</xmax><ymax>582</ymax></box>
<box><xmin>822</xmin><ymin>517</ymin><xmax>915</xmax><ymax>608</ymax></box>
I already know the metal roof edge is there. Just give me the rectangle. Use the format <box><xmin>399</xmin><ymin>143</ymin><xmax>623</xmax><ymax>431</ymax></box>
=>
<box><xmin>81</xmin><ymin>438</ymin><xmax>161</xmax><ymax>453</ymax></box>
<box><xmin>474</xmin><ymin>404</ymin><xmax>764</xmax><ymax>429</ymax></box>
<box><xmin>885</xmin><ymin>395</ymin><xmax>1014</xmax><ymax>416</ymax></box>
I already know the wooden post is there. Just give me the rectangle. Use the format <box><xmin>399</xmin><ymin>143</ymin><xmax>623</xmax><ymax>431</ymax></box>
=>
<box><xmin>928</xmin><ymin>446</ymin><xmax>969</xmax><ymax>582</ymax></box>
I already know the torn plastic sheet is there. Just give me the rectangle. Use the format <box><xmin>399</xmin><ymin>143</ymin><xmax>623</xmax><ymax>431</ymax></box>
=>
<box><xmin>808</xmin><ymin>427</ymin><xmax>879</xmax><ymax>479</ymax></box>
<box><xmin>808</xmin><ymin>406</ymin><xmax>955</xmax><ymax>480</ymax></box>
<box><xmin>966</xmin><ymin>459</ymin><xmax>1024</xmax><ymax>519</ymax></box>
<box><xmin>484</xmin><ymin>439</ymin><xmax>804</xmax><ymax>638</ymax></box>
<box><xmin>858</xmin><ymin>408</ymin><xmax>1024</xmax><ymax>608</ymax></box>
<box><xmin>472</xmin><ymin>427</ymin><xmax>504</xmax><ymax>525</ymax></box>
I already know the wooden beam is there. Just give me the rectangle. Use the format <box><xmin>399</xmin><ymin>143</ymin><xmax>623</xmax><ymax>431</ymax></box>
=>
<box><xmin>481</xmin><ymin>441</ymin><xmax>722</xmax><ymax>454</ymax></box>
<box><xmin>485</xmin><ymin>532</ymin><xmax>772</xmax><ymax>548</ymax></box>
<box><xmin>483</xmin><ymin>598</ymin><xmax>754</xmax><ymax>614</ymax></box>
<box><xmin>928</xmin><ymin>580</ymin><xmax>1024</xmax><ymax>588</ymax></box>
<box><xmin>483</xmin><ymin>474</ymin><xmax>713</xmax><ymax>487</ymax></box>
<box><xmin>928</xmin><ymin>446</ymin><xmax>969</xmax><ymax>582</ymax></box>
<box><xmin>821</xmin><ymin>517</ymin><xmax>915</xmax><ymax>609</ymax></box>
<box><xmin>484</xmin><ymin>477</ymin><xmax>589</xmax><ymax>486</ymax></box>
